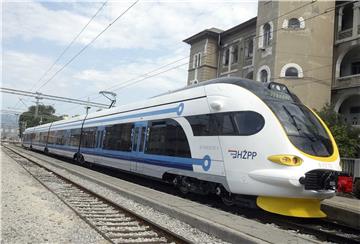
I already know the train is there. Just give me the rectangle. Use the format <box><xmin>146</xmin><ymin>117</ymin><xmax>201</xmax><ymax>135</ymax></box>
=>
<box><xmin>22</xmin><ymin>77</ymin><xmax>341</xmax><ymax>218</ymax></box>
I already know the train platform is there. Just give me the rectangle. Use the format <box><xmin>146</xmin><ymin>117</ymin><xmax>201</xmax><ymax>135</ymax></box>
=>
<box><xmin>322</xmin><ymin>195</ymin><xmax>360</xmax><ymax>228</ymax></box>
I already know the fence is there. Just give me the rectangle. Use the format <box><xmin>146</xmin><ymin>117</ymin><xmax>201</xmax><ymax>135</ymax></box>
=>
<box><xmin>341</xmin><ymin>158</ymin><xmax>360</xmax><ymax>178</ymax></box>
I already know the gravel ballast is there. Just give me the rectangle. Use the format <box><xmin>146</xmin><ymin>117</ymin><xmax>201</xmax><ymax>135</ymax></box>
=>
<box><xmin>5</xmin><ymin>146</ymin><xmax>230</xmax><ymax>243</ymax></box>
<box><xmin>1</xmin><ymin>147</ymin><xmax>109</xmax><ymax>243</ymax></box>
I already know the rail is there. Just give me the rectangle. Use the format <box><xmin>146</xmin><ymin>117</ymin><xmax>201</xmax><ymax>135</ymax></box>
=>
<box><xmin>3</xmin><ymin>146</ymin><xmax>189</xmax><ymax>244</ymax></box>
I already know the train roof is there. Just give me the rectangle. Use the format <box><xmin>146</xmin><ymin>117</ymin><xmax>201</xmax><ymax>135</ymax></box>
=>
<box><xmin>161</xmin><ymin>77</ymin><xmax>267</xmax><ymax>96</ymax></box>
<box><xmin>24</xmin><ymin>77</ymin><xmax>297</xmax><ymax>133</ymax></box>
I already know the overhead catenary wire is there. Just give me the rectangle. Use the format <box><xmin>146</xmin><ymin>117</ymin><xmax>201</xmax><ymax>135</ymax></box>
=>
<box><xmin>94</xmin><ymin>1</ymin><xmax>346</xmax><ymax>96</ymax></box>
<box><xmin>35</xmin><ymin>0</ymin><xmax>139</xmax><ymax>92</ymax></box>
<box><xmin>12</xmin><ymin>1</ymin><xmax>109</xmax><ymax>111</ymax></box>
<box><xmin>74</xmin><ymin>1</ymin><xmax>321</xmax><ymax>101</ymax></box>
<box><xmin>58</xmin><ymin>1</ymin><xmax>347</xmax><ymax>115</ymax></box>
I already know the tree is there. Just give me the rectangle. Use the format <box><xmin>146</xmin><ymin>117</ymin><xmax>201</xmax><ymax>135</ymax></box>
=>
<box><xmin>18</xmin><ymin>105</ymin><xmax>63</xmax><ymax>138</ymax></box>
<box><xmin>317</xmin><ymin>104</ymin><xmax>360</xmax><ymax>158</ymax></box>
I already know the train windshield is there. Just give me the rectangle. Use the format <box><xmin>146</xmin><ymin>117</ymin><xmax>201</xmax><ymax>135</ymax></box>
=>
<box><xmin>266</xmin><ymin>101</ymin><xmax>333</xmax><ymax>156</ymax></box>
<box><xmin>258</xmin><ymin>83</ymin><xmax>333</xmax><ymax>157</ymax></box>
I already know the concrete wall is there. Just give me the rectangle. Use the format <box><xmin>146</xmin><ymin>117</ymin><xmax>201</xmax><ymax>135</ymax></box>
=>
<box><xmin>272</xmin><ymin>1</ymin><xmax>335</xmax><ymax>110</ymax></box>
<box><xmin>218</xmin><ymin>25</ymin><xmax>256</xmax><ymax>79</ymax></box>
<box><xmin>187</xmin><ymin>37</ymin><xmax>219</xmax><ymax>85</ymax></box>
<box><xmin>254</xmin><ymin>1</ymin><xmax>279</xmax><ymax>82</ymax></box>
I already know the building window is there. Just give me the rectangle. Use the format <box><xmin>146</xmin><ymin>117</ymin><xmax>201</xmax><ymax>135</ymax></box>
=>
<box><xmin>263</xmin><ymin>23</ymin><xmax>271</xmax><ymax>47</ymax></box>
<box><xmin>231</xmin><ymin>45</ymin><xmax>239</xmax><ymax>64</ymax></box>
<box><xmin>193</xmin><ymin>53</ymin><xmax>201</xmax><ymax>68</ymax></box>
<box><xmin>246</xmin><ymin>71</ymin><xmax>254</xmax><ymax>79</ymax></box>
<box><xmin>350</xmin><ymin>106</ymin><xmax>360</xmax><ymax>114</ymax></box>
<box><xmin>280</xmin><ymin>63</ymin><xmax>303</xmax><ymax>78</ymax></box>
<box><xmin>352</xmin><ymin>62</ymin><xmax>360</xmax><ymax>75</ymax></box>
<box><xmin>260</xmin><ymin>69</ymin><xmax>268</xmax><ymax>83</ymax></box>
<box><xmin>222</xmin><ymin>48</ymin><xmax>230</xmax><ymax>66</ymax></box>
<box><xmin>288</xmin><ymin>18</ymin><xmax>300</xmax><ymax>29</ymax></box>
<box><xmin>257</xmin><ymin>65</ymin><xmax>271</xmax><ymax>82</ymax></box>
<box><xmin>260</xmin><ymin>70</ymin><xmax>268</xmax><ymax>82</ymax></box>
<box><xmin>341</xmin><ymin>5</ymin><xmax>353</xmax><ymax>31</ymax></box>
<box><xmin>245</xmin><ymin>38</ymin><xmax>254</xmax><ymax>58</ymax></box>
<box><xmin>285</xmin><ymin>67</ymin><xmax>299</xmax><ymax>77</ymax></box>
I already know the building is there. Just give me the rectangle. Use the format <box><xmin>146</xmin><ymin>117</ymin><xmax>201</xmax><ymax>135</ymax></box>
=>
<box><xmin>183</xmin><ymin>1</ymin><xmax>360</xmax><ymax>126</ymax></box>
<box><xmin>332</xmin><ymin>1</ymin><xmax>360</xmax><ymax>126</ymax></box>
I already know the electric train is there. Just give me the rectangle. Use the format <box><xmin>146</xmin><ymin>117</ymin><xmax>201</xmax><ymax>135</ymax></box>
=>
<box><xmin>22</xmin><ymin>77</ymin><xmax>341</xmax><ymax>218</ymax></box>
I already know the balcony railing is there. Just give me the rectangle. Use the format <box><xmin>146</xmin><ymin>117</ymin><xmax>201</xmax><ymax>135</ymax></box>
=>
<box><xmin>338</xmin><ymin>28</ymin><xmax>353</xmax><ymax>40</ymax></box>
<box><xmin>334</xmin><ymin>74</ymin><xmax>360</xmax><ymax>88</ymax></box>
<box><xmin>244</xmin><ymin>56</ymin><xmax>253</xmax><ymax>66</ymax></box>
<box><xmin>341</xmin><ymin>158</ymin><xmax>360</xmax><ymax>177</ymax></box>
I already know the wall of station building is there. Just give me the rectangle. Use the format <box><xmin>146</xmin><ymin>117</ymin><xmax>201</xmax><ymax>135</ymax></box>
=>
<box><xmin>185</xmin><ymin>0</ymin><xmax>360</xmax><ymax>114</ymax></box>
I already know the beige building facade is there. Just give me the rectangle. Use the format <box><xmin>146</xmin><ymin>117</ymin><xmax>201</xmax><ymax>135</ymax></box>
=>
<box><xmin>183</xmin><ymin>1</ymin><xmax>360</xmax><ymax>126</ymax></box>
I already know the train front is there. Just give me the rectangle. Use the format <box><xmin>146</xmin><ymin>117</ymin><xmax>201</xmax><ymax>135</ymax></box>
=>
<box><xmin>216</xmin><ymin>80</ymin><xmax>341</xmax><ymax>218</ymax></box>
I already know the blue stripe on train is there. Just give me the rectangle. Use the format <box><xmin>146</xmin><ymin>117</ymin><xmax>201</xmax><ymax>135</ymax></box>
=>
<box><xmin>30</xmin><ymin>143</ymin><xmax>211</xmax><ymax>171</ymax></box>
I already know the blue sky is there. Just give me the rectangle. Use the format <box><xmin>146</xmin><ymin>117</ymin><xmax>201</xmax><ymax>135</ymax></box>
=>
<box><xmin>2</xmin><ymin>0</ymin><xmax>258</xmax><ymax>117</ymax></box>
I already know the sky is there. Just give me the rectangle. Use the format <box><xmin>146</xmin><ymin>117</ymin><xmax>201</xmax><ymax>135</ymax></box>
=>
<box><xmin>2</xmin><ymin>0</ymin><xmax>258</xmax><ymax>117</ymax></box>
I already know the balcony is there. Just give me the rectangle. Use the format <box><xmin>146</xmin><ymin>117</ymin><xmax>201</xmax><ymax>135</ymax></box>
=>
<box><xmin>244</xmin><ymin>56</ymin><xmax>253</xmax><ymax>67</ymax></box>
<box><xmin>338</xmin><ymin>28</ymin><xmax>353</xmax><ymax>40</ymax></box>
<box><xmin>334</xmin><ymin>74</ymin><xmax>360</xmax><ymax>89</ymax></box>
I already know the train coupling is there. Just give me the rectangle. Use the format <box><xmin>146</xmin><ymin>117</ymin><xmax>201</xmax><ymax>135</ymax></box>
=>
<box><xmin>299</xmin><ymin>169</ymin><xmax>337</xmax><ymax>191</ymax></box>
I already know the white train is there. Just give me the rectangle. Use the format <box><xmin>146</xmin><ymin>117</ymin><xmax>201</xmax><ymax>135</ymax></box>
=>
<box><xmin>22</xmin><ymin>77</ymin><xmax>341</xmax><ymax>218</ymax></box>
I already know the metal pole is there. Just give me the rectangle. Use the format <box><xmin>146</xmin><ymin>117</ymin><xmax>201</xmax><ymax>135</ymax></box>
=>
<box><xmin>35</xmin><ymin>97</ymin><xmax>39</xmax><ymax>118</ymax></box>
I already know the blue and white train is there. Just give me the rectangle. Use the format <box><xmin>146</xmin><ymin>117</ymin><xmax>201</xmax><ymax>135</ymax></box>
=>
<box><xmin>22</xmin><ymin>77</ymin><xmax>341</xmax><ymax>218</ymax></box>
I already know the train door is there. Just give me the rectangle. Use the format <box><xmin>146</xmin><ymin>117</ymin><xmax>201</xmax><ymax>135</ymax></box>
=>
<box><xmin>131</xmin><ymin>121</ymin><xmax>147</xmax><ymax>173</ymax></box>
<box><xmin>95</xmin><ymin>127</ymin><xmax>105</xmax><ymax>149</ymax></box>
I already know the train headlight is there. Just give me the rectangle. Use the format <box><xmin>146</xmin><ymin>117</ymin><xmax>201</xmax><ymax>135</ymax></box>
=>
<box><xmin>268</xmin><ymin>155</ymin><xmax>303</xmax><ymax>166</ymax></box>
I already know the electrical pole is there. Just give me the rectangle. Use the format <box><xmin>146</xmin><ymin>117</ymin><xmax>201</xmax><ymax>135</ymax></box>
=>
<box><xmin>34</xmin><ymin>93</ymin><xmax>42</xmax><ymax>118</ymax></box>
<box><xmin>85</xmin><ymin>97</ymin><xmax>91</xmax><ymax>115</ymax></box>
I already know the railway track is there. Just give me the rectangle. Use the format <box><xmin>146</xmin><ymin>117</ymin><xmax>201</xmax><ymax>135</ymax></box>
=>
<box><xmin>3</xmin><ymin>146</ymin><xmax>189</xmax><ymax>244</ymax></box>
<box><xmin>4</xmin><ymin>144</ymin><xmax>360</xmax><ymax>244</ymax></box>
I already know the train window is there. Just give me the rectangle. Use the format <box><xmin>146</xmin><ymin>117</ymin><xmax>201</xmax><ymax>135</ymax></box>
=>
<box><xmin>34</xmin><ymin>133</ymin><xmax>40</xmax><ymax>143</ymax></box>
<box><xmin>214</xmin><ymin>113</ymin><xmax>237</xmax><ymax>135</ymax></box>
<box><xmin>55</xmin><ymin>130</ymin><xmax>67</xmax><ymax>145</ymax></box>
<box><xmin>48</xmin><ymin>131</ymin><xmax>54</xmax><ymax>144</ymax></box>
<box><xmin>187</xmin><ymin>113</ymin><xmax>236</xmax><ymax>136</ymax></box>
<box><xmin>186</xmin><ymin>114</ymin><xmax>213</xmax><ymax>136</ymax></box>
<box><xmin>81</xmin><ymin>127</ymin><xmax>97</xmax><ymax>148</ymax></box>
<box><xmin>145</xmin><ymin>119</ymin><xmax>191</xmax><ymax>158</ymax></box>
<box><xmin>39</xmin><ymin>132</ymin><xmax>47</xmax><ymax>143</ymax></box>
<box><xmin>103</xmin><ymin>123</ymin><xmax>133</xmax><ymax>151</ymax></box>
<box><xmin>233</xmin><ymin>112</ymin><xmax>265</xmax><ymax>135</ymax></box>
<box><xmin>70</xmin><ymin>128</ymin><xmax>81</xmax><ymax>147</ymax></box>
<box><xmin>187</xmin><ymin>111</ymin><xmax>264</xmax><ymax>136</ymax></box>
<box><xmin>267</xmin><ymin>101</ymin><xmax>333</xmax><ymax>157</ymax></box>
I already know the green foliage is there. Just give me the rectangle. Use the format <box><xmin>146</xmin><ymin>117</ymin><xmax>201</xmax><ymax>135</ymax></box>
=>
<box><xmin>317</xmin><ymin>104</ymin><xmax>360</xmax><ymax>158</ymax></box>
<box><xmin>18</xmin><ymin>105</ymin><xmax>63</xmax><ymax>137</ymax></box>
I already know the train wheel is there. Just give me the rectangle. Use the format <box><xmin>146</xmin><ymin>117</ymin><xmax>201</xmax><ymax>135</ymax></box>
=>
<box><xmin>221</xmin><ymin>193</ymin><xmax>235</xmax><ymax>206</ymax></box>
<box><xmin>354</xmin><ymin>180</ymin><xmax>360</xmax><ymax>199</ymax></box>
<box><xmin>74</xmin><ymin>153</ymin><xmax>84</xmax><ymax>165</ymax></box>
